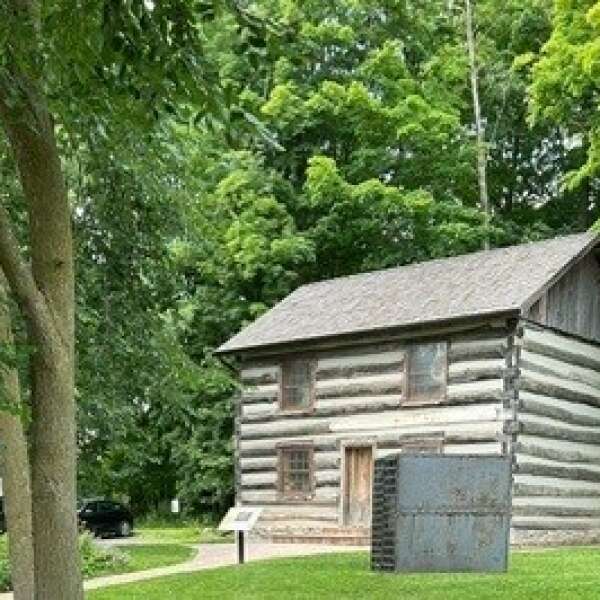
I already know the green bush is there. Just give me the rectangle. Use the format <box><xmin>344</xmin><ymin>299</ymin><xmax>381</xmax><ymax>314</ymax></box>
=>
<box><xmin>0</xmin><ymin>536</ymin><xmax>10</xmax><ymax>592</ymax></box>
<box><xmin>79</xmin><ymin>532</ymin><xmax>129</xmax><ymax>577</ymax></box>
<box><xmin>0</xmin><ymin>532</ymin><xmax>130</xmax><ymax>590</ymax></box>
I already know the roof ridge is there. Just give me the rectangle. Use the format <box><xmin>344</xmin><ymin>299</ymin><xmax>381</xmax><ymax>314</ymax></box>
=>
<box><xmin>298</xmin><ymin>231</ymin><xmax>597</xmax><ymax>291</ymax></box>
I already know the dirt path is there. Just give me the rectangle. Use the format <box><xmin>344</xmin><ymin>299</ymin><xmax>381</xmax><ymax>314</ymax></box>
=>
<box><xmin>0</xmin><ymin>542</ymin><xmax>365</xmax><ymax>598</ymax></box>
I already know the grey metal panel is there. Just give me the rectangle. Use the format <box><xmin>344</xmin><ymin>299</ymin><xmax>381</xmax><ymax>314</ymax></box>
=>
<box><xmin>395</xmin><ymin>513</ymin><xmax>510</xmax><ymax>572</ymax></box>
<box><xmin>373</xmin><ymin>454</ymin><xmax>512</xmax><ymax>573</ymax></box>
<box><xmin>396</xmin><ymin>455</ymin><xmax>511</xmax><ymax>514</ymax></box>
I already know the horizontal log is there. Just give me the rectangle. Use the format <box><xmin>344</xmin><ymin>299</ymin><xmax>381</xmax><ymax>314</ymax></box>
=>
<box><xmin>240</xmin><ymin>440</ymin><xmax>339</xmax><ymax>458</ymax></box>
<box><xmin>512</xmin><ymin>515</ymin><xmax>600</xmax><ymax>530</ymax></box>
<box><xmin>446</xmin><ymin>379</ymin><xmax>505</xmax><ymax>403</ymax></box>
<box><xmin>241</xmin><ymin>452</ymin><xmax>339</xmax><ymax>473</ymax></box>
<box><xmin>448</xmin><ymin>337</ymin><xmax>507</xmax><ymax>361</ymax></box>
<box><xmin>242</xmin><ymin>401</ymin><xmax>278</xmax><ymax>417</ymax></box>
<box><xmin>241</xmin><ymin>420</ymin><xmax>330</xmax><ymax>441</ymax></box>
<box><xmin>316</xmin><ymin>344</ymin><xmax>404</xmax><ymax>368</ymax></box>
<box><xmin>520</xmin><ymin>349</ymin><xmax>600</xmax><ymax>390</ymax></box>
<box><xmin>241</xmin><ymin>469</ymin><xmax>339</xmax><ymax>488</ymax></box>
<box><xmin>242</xmin><ymin>397</ymin><xmax>403</xmax><ymax>424</ymax></box>
<box><xmin>521</xmin><ymin>323</ymin><xmax>600</xmax><ymax>372</ymax></box>
<box><xmin>315</xmin><ymin>373</ymin><xmax>402</xmax><ymax>399</ymax></box>
<box><xmin>316</xmin><ymin>360</ymin><xmax>403</xmax><ymax>381</ymax></box>
<box><xmin>242</xmin><ymin>384</ymin><xmax>279</xmax><ymax>405</ymax></box>
<box><xmin>516</xmin><ymin>435</ymin><xmax>600</xmax><ymax>466</ymax></box>
<box><xmin>519</xmin><ymin>413</ymin><xmax>600</xmax><ymax>445</ymax></box>
<box><xmin>513</xmin><ymin>496</ymin><xmax>600</xmax><ymax>518</ymax></box>
<box><xmin>443</xmin><ymin>442</ymin><xmax>504</xmax><ymax>455</ymax></box>
<box><xmin>316</xmin><ymin>395</ymin><xmax>403</xmax><ymax>413</ymax></box>
<box><xmin>240</xmin><ymin>481</ymin><xmax>276</xmax><ymax>491</ymax></box>
<box><xmin>448</xmin><ymin>358</ymin><xmax>505</xmax><ymax>385</ymax></box>
<box><xmin>513</xmin><ymin>474</ymin><xmax>600</xmax><ymax>497</ymax></box>
<box><xmin>520</xmin><ymin>369</ymin><xmax>600</xmax><ymax>407</ymax></box>
<box><xmin>259</xmin><ymin>505</ymin><xmax>339</xmax><ymax>521</ymax></box>
<box><xmin>241</xmin><ymin>364</ymin><xmax>279</xmax><ymax>381</ymax></box>
<box><xmin>239</xmin><ymin>492</ymin><xmax>338</xmax><ymax>506</ymax></box>
<box><xmin>515</xmin><ymin>453</ymin><xmax>600</xmax><ymax>482</ymax></box>
<box><xmin>519</xmin><ymin>391</ymin><xmax>600</xmax><ymax>429</ymax></box>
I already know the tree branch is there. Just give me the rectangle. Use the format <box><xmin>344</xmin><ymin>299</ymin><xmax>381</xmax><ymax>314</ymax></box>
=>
<box><xmin>0</xmin><ymin>204</ymin><xmax>60</xmax><ymax>351</ymax></box>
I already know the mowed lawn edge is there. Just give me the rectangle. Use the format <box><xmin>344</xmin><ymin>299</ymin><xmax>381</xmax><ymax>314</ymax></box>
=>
<box><xmin>87</xmin><ymin>547</ymin><xmax>600</xmax><ymax>600</ymax></box>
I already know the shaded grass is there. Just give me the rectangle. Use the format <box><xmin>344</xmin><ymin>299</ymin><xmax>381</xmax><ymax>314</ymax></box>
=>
<box><xmin>97</xmin><ymin>544</ymin><xmax>196</xmax><ymax>577</ymax></box>
<box><xmin>136</xmin><ymin>526</ymin><xmax>232</xmax><ymax>545</ymax></box>
<box><xmin>88</xmin><ymin>548</ymin><xmax>600</xmax><ymax>600</ymax></box>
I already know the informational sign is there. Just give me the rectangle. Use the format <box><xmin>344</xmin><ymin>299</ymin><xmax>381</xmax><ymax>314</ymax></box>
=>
<box><xmin>170</xmin><ymin>498</ymin><xmax>180</xmax><ymax>514</ymax></box>
<box><xmin>218</xmin><ymin>506</ymin><xmax>263</xmax><ymax>532</ymax></box>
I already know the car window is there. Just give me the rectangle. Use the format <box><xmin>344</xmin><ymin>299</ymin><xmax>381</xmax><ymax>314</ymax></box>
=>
<box><xmin>97</xmin><ymin>501</ymin><xmax>114</xmax><ymax>513</ymax></box>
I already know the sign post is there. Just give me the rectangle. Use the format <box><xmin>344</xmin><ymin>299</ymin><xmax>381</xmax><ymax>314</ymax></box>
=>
<box><xmin>218</xmin><ymin>506</ymin><xmax>263</xmax><ymax>565</ymax></box>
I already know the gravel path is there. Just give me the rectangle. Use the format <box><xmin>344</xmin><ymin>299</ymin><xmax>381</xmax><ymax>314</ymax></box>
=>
<box><xmin>0</xmin><ymin>542</ymin><xmax>365</xmax><ymax>598</ymax></box>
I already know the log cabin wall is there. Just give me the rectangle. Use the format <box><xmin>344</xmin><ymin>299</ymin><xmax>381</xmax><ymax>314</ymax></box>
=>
<box><xmin>237</xmin><ymin>321</ymin><xmax>515</xmax><ymax>543</ymax></box>
<box><xmin>513</xmin><ymin>321</ymin><xmax>600</xmax><ymax>545</ymax></box>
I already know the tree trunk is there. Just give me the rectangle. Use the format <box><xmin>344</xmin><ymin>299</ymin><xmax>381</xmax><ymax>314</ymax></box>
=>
<box><xmin>0</xmin><ymin>277</ymin><xmax>34</xmax><ymax>600</ymax></box>
<box><xmin>0</xmin><ymin>24</ymin><xmax>82</xmax><ymax>599</ymax></box>
<box><xmin>465</xmin><ymin>0</ymin><xmax>490</xmax><ymax>249</ymax></box>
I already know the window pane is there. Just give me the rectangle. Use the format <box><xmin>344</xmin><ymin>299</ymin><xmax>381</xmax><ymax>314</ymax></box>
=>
<box><xmin>281</xmin><ymin>448</ymin><xmax>312</xmax><ymax>495</ymax></box>
<box><xmin>408</xmin><ymin>342</ymin><xmax>447</xmax><ymax>401</ymax></box>
<box><xmin>282</xmin><ymin>360</ymin><xmax>312</xmax><ymax>410</ymax></box>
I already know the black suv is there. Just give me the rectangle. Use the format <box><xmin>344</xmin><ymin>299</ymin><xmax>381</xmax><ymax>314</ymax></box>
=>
<box><xmin>78</xmin><ymin>499</ymin><xmax>133</xmax><ymax>538</ymax></box>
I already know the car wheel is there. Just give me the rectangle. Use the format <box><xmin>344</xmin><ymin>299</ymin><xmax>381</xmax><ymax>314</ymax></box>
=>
<box><xmin>118</xmin><ymin>520</ymin><xmax>132</xmax><ymax>537</ymax></box>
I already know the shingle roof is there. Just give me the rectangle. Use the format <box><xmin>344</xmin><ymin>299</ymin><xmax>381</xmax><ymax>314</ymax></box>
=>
<box><xmin>217</xmin><ymin>232</ymin><xmax>599</xmax><ymax>354</ymax></box>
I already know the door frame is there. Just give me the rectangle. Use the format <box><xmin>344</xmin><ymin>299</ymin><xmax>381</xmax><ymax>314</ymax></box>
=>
<box><xmin>339</xmin><ymin>439</ymin><xmax>376</xmax><ymax>527</ymax></box>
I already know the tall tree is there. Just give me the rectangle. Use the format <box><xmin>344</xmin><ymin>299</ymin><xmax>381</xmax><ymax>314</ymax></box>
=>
<box><xmin>465</xmin><ymin>0</ymin><xmax>490</xmax><ymax>247</ymax></box>
<box><xmin>0</xmin><ymin>0</ymin><xmax>260</xmax><ymax>596</ymax></box>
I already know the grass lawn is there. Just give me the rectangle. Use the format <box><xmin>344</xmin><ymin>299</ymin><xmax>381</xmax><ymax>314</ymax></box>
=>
<box><xmin>88</xmin><ymin>547</ymin><xmax>600</xmax><ymax>599</ymax></box>
<box><xmin>135</xmin><ymin>525</ymin><xmax>233</xmax><ymax>546</ymax></box>
<box><xmin>91</xmin><ymin>544</ymin><xmax>196</xmax><ymax>578</ymax></box>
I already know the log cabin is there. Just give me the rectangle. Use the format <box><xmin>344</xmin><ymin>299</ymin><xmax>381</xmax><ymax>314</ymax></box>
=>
<box><xmin>216</xmin><ymin>232</ymin><xmax>600</xmax><ymax>546</ymax></box>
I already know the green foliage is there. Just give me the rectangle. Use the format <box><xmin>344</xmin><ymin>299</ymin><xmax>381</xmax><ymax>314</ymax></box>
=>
<box><xmin>529</xmin><ymin>0</ymin><xmax>600</xmax><ymax>187</ymax></box>
<box><xmin>78</xmin><ymin>533</ymin><xmax>129</xmax><ymax>579</ymax></box>
<box><xmin>1</xmin><ymin>0</ymin><xmax>593</xmax><ymax>525</ymax></box>
<box><xmin>0</xmin><ymin>536</ymin><xmax>9</xmax><ymax>592</ymax></box>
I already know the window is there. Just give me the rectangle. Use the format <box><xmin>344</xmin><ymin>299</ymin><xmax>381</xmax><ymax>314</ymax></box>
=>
<box><xmin>406</xmin><ymin>342</ymin><xmax>447</xmax><ymax>403</ymax></box>
<box><xmin>280</xmin><ymin>358</ymin><xmax>314</xmax><ymax>412</ymax></box>
<box><xmin>278</xmin><ymin>446</ymin><xmax>314</xmax><ymax>499</ymax></box>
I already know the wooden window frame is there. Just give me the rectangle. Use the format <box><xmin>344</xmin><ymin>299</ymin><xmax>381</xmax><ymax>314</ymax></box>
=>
<box><xmin>404</xmin><ymin>341</ymin><xmax>448</xmax><ymax>406</ymax></box>
<box><xmin>277</xmin><ymin>443</ymin><xmax>315</xmax><ymax>501</ymax></box>
<box><xmin>278</xmin><ymin>357</ymin><xmax>316</xmax><ymax>414</ymax></box>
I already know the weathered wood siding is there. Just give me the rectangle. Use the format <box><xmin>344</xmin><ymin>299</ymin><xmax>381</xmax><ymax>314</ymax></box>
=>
<box><xmin>525</xmin><ymin>252</ymin><xmax>600</xmax><ymax>343</ymax></box>
<box><xmin>237</xmin><ymin>324</ymin><xmax>513</xmax><ymax>537</ymax></box>
<box><xmin>513</xmin><ymin>321</ymin><xmax>600</xmax><ymax>544</ymax></box>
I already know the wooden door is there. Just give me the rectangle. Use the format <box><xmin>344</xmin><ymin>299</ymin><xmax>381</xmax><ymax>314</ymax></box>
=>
<box><xmin>344</xmin><ymin>446</ymin><xmax>373</xmax><ymax>526</ymax></box>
